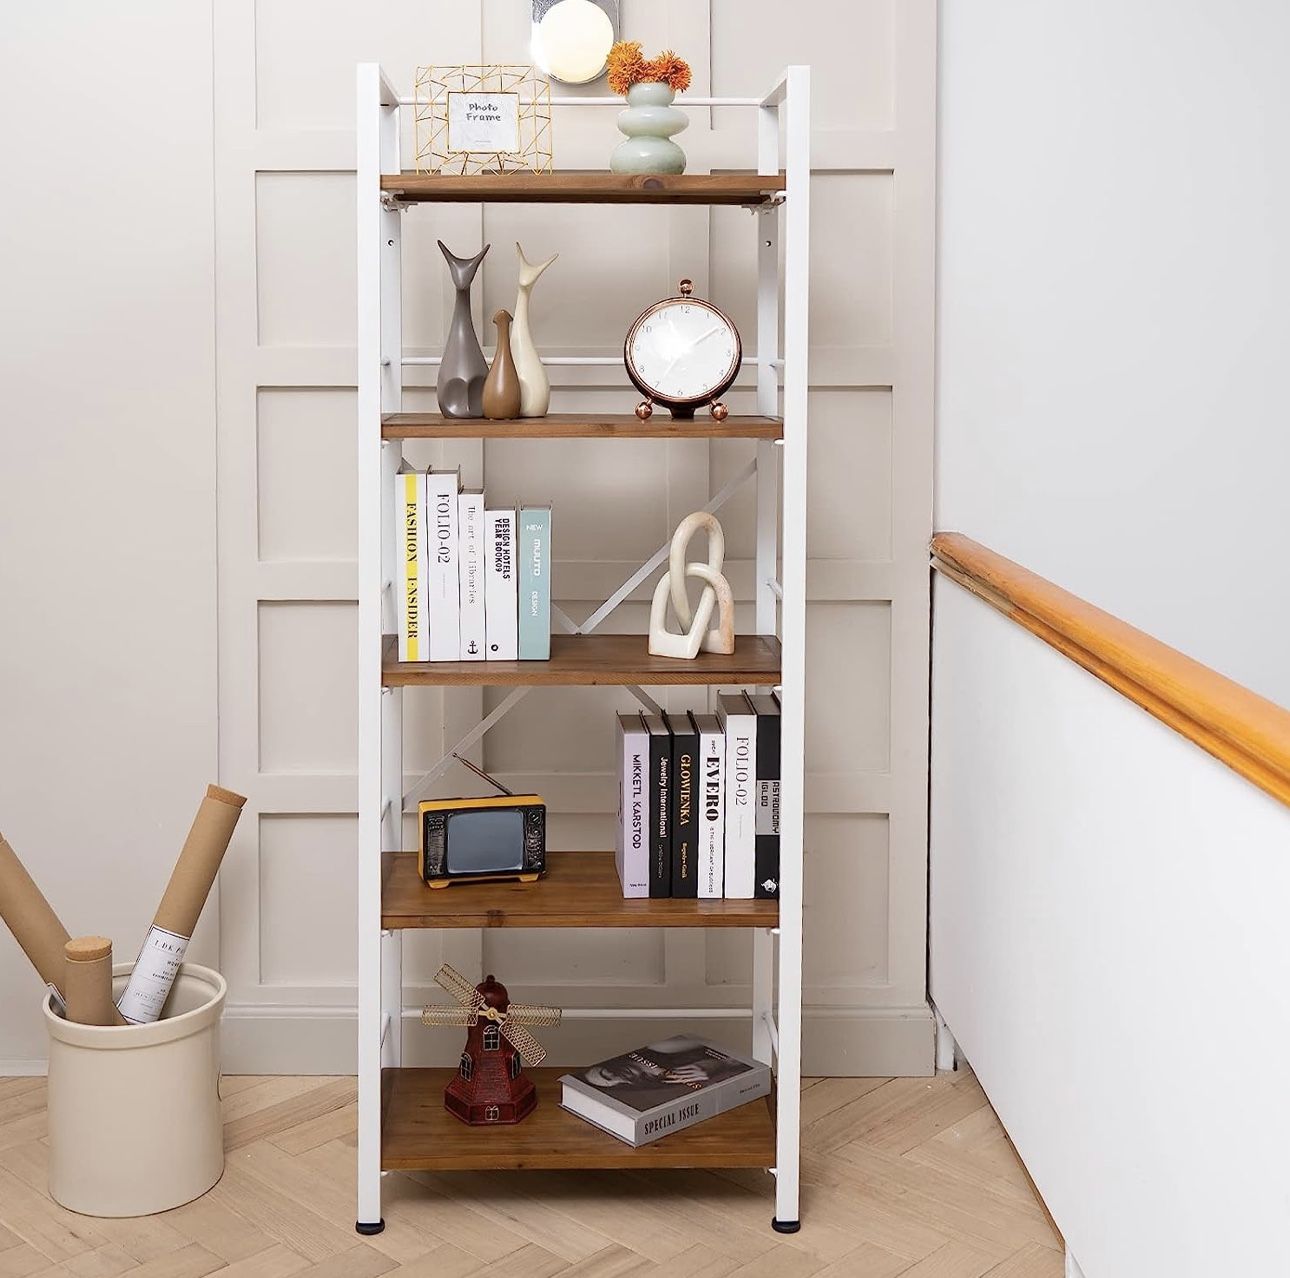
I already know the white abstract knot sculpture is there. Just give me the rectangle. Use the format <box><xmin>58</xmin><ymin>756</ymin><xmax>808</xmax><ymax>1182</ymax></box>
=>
<box><xmin>648</xmin><ymin>512</ymin><xmax>736</xmax><ymax>659</ymax></box>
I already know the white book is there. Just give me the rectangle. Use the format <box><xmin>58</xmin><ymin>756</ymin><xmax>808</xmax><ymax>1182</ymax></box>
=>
<box><xmin>716</xmin><ymin>692</ymin><xmax>757</xmax><ymax>899</ymax></box>
<box><xmin>615</xmin><ymin>713</ymin><xmax>649</xmax><ymax>898</ymax></box>
<box><xmin>691</xmin><ymin>712</ymin><xmax>725</xmax><ymax>899</ymax></box>
<box><xmin>424</xmin><ymin>469</ymin><xmax>461</xmax><ymax>662</ymax></box>
<box><xmin>457</xmin><ymin>490</ymin><xmax>486</xmax><ymax>661</ymax></box>
<box><xmin>484</xmin><ymin>508</ymin><xmax>518</xmax><ymax>660</ymax></box>
<box><xmin>395</xmin><ymin>465</ymin><xmax>427</xmax><ymax>662</ymax></box>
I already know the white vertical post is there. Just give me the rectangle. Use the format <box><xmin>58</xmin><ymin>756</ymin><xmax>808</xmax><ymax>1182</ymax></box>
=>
<box><xmin>378</xmin><ymin>88</ymin><xmax>404</xmax><ymax>1074</ymax></box>
<box><xmin>754</xmin><ymin>100</ymin><xmax>781</xmax><ymax>637</ymax></box>
<box><xmin>355</xmin><ymin>63</ymin><xmax>394</xmax><ymax>1236</ymax></box>
<box><xmin>773</xmin><ymin>64</ymin><xmax>810</xmax><ymax>1234</ymax></box>
<box><xmin>751</xmin><ymin>99</ymin><xmax>781</xmax><ymax>1068</ymax></box>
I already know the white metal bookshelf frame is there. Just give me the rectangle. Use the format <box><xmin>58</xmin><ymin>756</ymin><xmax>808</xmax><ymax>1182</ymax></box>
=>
<box><xmin>356</xmin><ymin>62</ymin><xmax>810</xmax><ymax>1234</ymax></box>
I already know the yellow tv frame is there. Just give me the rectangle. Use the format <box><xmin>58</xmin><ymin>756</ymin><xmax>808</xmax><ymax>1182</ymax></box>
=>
<box><xmin>418</xmin><ymin>794</ymin><xmax>546</xmax><ymax>888</ymax></box>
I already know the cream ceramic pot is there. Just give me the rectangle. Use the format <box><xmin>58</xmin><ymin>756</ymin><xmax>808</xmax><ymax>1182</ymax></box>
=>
<box><xmin>43</xmin><ymin>962</ymin><xmax>226</xmax><ymax>1217</ymax></box>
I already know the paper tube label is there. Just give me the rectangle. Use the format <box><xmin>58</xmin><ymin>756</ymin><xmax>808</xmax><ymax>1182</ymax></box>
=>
<box><xmin>117</xmin><ymin>925</ymin><xmax>189</xmax><ymax>1024</ymax></box>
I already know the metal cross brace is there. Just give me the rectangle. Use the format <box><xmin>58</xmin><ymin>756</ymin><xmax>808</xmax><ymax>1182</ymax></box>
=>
<box><xmin>402</xmin><ymin>455</ymin><xmax>758</xmax><ymax>809</ymax></box>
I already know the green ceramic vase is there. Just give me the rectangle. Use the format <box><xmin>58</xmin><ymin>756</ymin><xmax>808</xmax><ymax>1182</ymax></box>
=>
<box><xmin>610</xmin><ymin>82</ymin><xmax>688</xmax><ymax>175</ymax></box>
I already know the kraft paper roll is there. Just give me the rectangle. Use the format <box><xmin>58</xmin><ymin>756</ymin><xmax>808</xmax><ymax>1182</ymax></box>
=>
<box><xmin>116</xmin><ymin>784</ymin><xmax>246</xmax><ymax>1025</ymax></box>
<box><xmin>64</xmin><ymin>937</ymin><xmax>126</xmax><ymax>1026</ymax></box>
<box><xmin>0</xmin><ymin>832</ymin><xmax>72</xmax><ymax>1008</ymax></box>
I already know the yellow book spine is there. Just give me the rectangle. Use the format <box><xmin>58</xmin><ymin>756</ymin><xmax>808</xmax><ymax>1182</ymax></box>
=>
<box><xmin>400</xmin><ymin>472</ymin><xmax>423</xmax><ymax>662</ymax></box>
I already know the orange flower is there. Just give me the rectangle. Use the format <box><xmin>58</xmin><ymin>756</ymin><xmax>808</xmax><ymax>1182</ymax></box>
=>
<box><xmin>606</xmin><ymin>41</ymin><xmax>693</xmax><ymax>96</ymax></box>
<box><xmin>647</xmin><ymin>50</ymin><xmax>693</xmax><ymax>94</ymax></box>
<box><xmin>607</xmin><ymin>41</ymin><xmax>645</xmax><ymax>96</ymax></box>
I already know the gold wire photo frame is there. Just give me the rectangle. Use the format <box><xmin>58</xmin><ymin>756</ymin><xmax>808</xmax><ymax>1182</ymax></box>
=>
<box><xmin>414</xmin><ymin>66</ymin><xmax>554</xmax><ymax>175</ymax></box>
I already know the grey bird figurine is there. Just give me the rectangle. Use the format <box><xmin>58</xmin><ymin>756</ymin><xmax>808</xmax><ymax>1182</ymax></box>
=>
<box><xmin>437</xmin><ymin>241</ymin><xmax>490</xmax><ymax>418</ymax></box>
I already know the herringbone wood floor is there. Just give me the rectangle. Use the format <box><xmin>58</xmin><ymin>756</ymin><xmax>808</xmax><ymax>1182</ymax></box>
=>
<box><xmin>0</xmin><ymin>1070</ymin><xmax>1062</xmax><ymax>1277</ymax></box>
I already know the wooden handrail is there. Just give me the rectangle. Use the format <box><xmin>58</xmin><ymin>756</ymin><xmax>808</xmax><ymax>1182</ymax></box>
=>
<box><xmin>931</xmin><ymin>533</ymin><xmax>1290</xmax><ymax>808</ymax></box>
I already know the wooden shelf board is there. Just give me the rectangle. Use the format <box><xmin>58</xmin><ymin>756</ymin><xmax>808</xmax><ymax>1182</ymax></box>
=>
<box><xmin>380</xmin><ymin>172</ymin><xmax>786</xmax><ymax>206</ymax></box>
<box><xmin>381</xmin><ymin>1067</ymin><xmax>775</xmax><ymax>1171</ymax></box>
<box><xmin>381</xmin><ymin>413</ymin><xmax>783</xmax><ymax>441</ymax></box>
<box><xmin>382</xmin><ymin>633</ymin><xmax>782</xmax><ymax>688</ymax></box>
<box><xmin>382</xmin><ymin>851</ymin><xmax>778</xmax><ymax>930</ymax></box>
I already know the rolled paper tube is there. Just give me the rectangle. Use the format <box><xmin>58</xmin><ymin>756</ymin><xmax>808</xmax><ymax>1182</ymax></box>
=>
<box><xmin>0</xmin><ymin>832</ymin><xmax>72</xmax><ymax>1011</ymax></box>
<box><xmin>64</xmin><ymin>937</ymin><xmax>126</xmax><ymax>1026</ymax></box>
<box><xmin>116</xmin><ymin>784</ymin><xmax>246</xmax><ymax>1025</ymax></box>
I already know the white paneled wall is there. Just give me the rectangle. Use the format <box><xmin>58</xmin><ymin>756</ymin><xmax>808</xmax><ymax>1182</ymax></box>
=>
<box><xmin>214</xmin><ymin>0</ymin><xmax>936</xmax><ymax>1073</ymax></box>
<box><xmin>0</xmin><ymin>4</ymin><xmax>218</xmax><ymax>1070</ymax></box>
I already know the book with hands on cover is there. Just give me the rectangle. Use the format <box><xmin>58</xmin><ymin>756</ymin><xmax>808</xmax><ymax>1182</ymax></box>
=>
<box><xmin>559</xmin><ymin>1035</ymin><xmax>771</xmax><ymax>1147</ymax></box>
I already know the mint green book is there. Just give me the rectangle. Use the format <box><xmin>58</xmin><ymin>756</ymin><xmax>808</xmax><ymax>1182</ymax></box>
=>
<box><xmin>518</xmin><ymin>505</ymin><xmax>552</xmax><ymax>660</ymax></box>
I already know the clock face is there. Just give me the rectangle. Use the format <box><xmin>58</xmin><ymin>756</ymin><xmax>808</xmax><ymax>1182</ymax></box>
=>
<box><xmin>627</xmin><ymin>300</ymin><xmax>740</xmax><ymax>404</ymax></box>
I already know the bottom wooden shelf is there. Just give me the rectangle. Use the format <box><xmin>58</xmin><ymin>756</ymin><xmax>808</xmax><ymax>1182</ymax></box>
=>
<box><xmin>381</xmin><ymin>1067</ymin><xmax>776</xmax><ymax>1171</ymax></box>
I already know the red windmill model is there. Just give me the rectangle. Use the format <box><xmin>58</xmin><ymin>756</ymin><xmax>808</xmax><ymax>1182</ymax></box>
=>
<box><xmin>421</xmin><ymin>964</ymin><xmax>562</xmax><ymax>1125</ymax></box>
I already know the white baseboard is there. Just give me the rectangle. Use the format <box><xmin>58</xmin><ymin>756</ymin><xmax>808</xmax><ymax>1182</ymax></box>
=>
<box><xmin>6</xmin><ymin>1007</ymin><xmax>936</xmax><ymax>1078</ymax></box>
<box><xmin>220</xmin><ymin>1003</ymin><xmax>936</xmax><ymax>1076</ymax></box>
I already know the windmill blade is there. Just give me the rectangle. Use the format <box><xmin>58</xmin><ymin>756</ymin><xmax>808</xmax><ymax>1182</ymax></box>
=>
<box><xmin>434</xmin><ymin>963</ymin><xmax>484</xmax><ymax>1013</ymax></box>
<box><xmin>505</xmin><ymin>1002</ymin><xmax>562</xmax><ymax>1027</ymax></box>
<box><xmin>420</xmin><ymin>1005</ymin><xmax>477</xmax><ymax>1027</ymax></box>
<box><xmin>500</xmin><ymin>1020</ymin><xmax>548</xmax><ymax>1067</ymax></box>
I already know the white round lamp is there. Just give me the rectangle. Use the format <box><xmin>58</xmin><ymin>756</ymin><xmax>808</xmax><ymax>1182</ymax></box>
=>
<box><xmin>533</xmin><ymin>0</ymin><xmax>616</xmax><ymax>85</ymax></box>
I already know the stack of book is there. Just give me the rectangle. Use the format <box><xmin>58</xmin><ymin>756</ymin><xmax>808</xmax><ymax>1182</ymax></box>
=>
<box><xmin>614</xmin><ymin>692</ymin><xmax>780</xmax><ymax>901</ymax></box>
<box><xmin>395</xmin><ymin>466</ymin><xmax>551</xmax><ymax>662</ymax></box>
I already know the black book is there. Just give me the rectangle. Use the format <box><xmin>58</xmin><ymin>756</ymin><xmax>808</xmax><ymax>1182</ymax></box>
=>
<box><xmin>747</xmin><ymin>694</ymin><xmax>781</xmax><ymax>899</ymax></box>
<box><xmin>664</xmin><ymin>711</ymin><xmax>698</xmax><ymax>898</ymax></box>
<box><xmin>641</xmin><ymin>713</ymin><xmax>672</xmax><ymax>898</ymax></box>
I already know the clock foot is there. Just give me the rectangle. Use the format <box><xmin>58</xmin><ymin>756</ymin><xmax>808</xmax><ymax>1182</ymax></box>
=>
<box><xmin>710</xmin><ymin>400</ymin><xmax>729</xmax><ymax>422</ymax></box>
<box><xmin>635</xmin><ymin>400</ymin><xmax>654</xmax><ymax>421</ymax></box>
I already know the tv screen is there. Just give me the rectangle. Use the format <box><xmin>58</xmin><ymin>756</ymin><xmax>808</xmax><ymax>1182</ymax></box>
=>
<box><xmin>445</xmin><ymin>808</ymin><xmax>525</xmax><ymax>874</ymax></box>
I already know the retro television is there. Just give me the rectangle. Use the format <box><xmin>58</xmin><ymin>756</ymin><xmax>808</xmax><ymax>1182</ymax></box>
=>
<box><xmin>418</xmin><ymin>794</ymin><xmax>546</xmax><ymax>888</ymax></box>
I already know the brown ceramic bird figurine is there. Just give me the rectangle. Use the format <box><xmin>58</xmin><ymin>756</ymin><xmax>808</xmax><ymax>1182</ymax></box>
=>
<box><xmin>482</xmin><ymin>310</ymin><xmax>522</xmax><ymax>420</ymax></box>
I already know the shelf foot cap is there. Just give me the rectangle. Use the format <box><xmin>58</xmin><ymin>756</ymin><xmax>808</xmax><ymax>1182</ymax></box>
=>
<box><xmin>771</xmin><ymin>1218</ymin><xmax>801</xmax><ymax>1235</ymax></box>
<box><xmin>355</xmin><ymin>1219</ymin><xmax>386</xmax><ymax>1236</ymax></box>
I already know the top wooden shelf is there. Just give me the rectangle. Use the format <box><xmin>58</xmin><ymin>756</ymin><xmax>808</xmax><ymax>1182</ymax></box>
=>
<box><xmin>381</xmin><ymin>413</ymin><xmax>783</xmax><ymax>441</ymax></box>
<box><xmin>380</xmin><ymin>172</ymin><xmax>786</xmax><ymax>206</ymax></box>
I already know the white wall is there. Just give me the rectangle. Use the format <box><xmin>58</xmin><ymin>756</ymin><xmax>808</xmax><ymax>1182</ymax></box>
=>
<box><xmin>0</xmin><ymin>5</ymin><xmax>217</xmax><ymax>1066</ymax></box>
<box><xmin>930</xmin><ymin>580</ymin><xmax>1290</xmax><ymax>1277</ymax></box>
<box><xmin>937</xmin><ymin>0</ymin><xmax>1290</xmax><ymax>707</ymax></box>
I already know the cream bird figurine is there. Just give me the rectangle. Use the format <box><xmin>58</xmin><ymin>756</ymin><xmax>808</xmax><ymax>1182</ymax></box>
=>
<box><xmin>511</xmin><ymin>243</ymin><xmax>559</xmax><ymax>418</ymax></box>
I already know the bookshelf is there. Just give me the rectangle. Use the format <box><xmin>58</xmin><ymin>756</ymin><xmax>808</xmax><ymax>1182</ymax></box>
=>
<box><xmin>357</xmin><ymin>64</ymin><xmax>810</xmax><ymax>1235</ymax></box>
<box><xmin>379</xmin><ymin>172</ymin><xmax>786</xmax><ymax>205</ymax></box>
<box><xmin>381</xmin><ymin>633</ymin><xmax>782</xmax><ymax>688</ymax></box>
<box><xmin>381</xmin><ymin>852</ymin><xmax>780</xmax><ymax>930</ymax></box>
<box><xmin>381</xmin><ymin>412</ymin><xmax>785</xmax><ymax>441</ymax></box>
<box><xmin>382</xmin><ymin>1069</ymin><xmax>776</xmax><ymax>1171</ymax></box>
